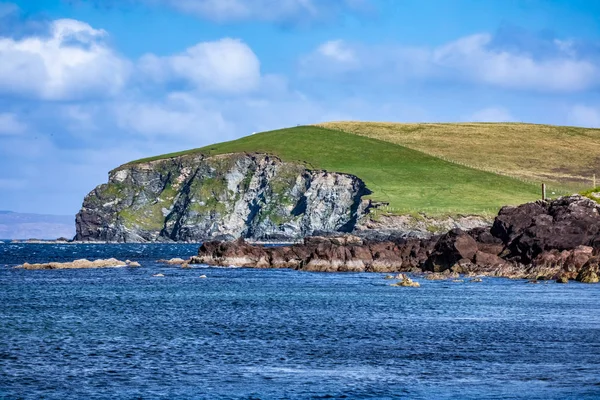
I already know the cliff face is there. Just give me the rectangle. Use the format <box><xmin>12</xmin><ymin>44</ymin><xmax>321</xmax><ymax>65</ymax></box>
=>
<box><xmin>75</xmin><ymin>153</ymin><xmax>370</xmax><ymax>242</ymax></box>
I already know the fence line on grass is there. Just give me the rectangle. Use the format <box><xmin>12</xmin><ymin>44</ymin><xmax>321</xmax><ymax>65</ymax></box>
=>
<box><xmin>325</xmin><ymin>127</ymin><xmax>587</xmax><ymax>196</ymax></box>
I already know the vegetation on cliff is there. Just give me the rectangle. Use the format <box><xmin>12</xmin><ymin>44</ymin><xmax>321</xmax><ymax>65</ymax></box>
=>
<box><xmin>123</xmin><ymin>126</ymin><xmax>542</xmax><ymax>216</ymax></box>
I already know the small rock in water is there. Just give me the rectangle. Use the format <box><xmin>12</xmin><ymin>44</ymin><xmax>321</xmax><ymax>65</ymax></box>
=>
<box><xmin>469</xmin><ymin>278</ymin><xmax>483</xmax><ymax>283</ymax></box>
<box><xmin>157</xmin><ymin>257</ymin><xmax>189</xmax><ymax>265</ymax></box>
<box><xmin>16</xmin><ymin>258</ymin><xmax>128</xmax><ymax>270</ymax></box>
<box><xmin>152</xmin><ymin>273</ymin><xmax>165</xmax><ymax>277</ymax></box>
<box><xmin>384</xmin><ymin>275</ymin><xmax>394</xmax><ymax>280</ymax></box>
<box><xmin>127</xmin><ymin>261</ymin><xmax>141</xmax><ymax>267</ymax></box>
<box><xmin>394</xmin><ymin>273</ymin><xmax>405</xmax><ymax>280</ymax></box>
<box><xmin>556</xmin><ymin>275</ymin><xmax>569</xmax><ymax>284</ymax></box>
<box><xmin>199</xmin><ymin>275</ymin><xmax>207</xmax><ymax>279</ymax></box>
<box><xmin>425</xmin><ymin>273</ymin><xmax>447</xmax><ymax>281</ymax></box>
<box><xmin>391</xmin><ymin>276</ymin><xmax>420</xmax><ymax>288</ymax></box>
<box><xmin>527</xmin><ymin>280</ymin><xmax>539</xmax><ymax>284</ymax></box>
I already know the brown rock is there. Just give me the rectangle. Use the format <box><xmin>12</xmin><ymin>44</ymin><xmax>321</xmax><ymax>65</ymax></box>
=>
<box><xmin>391</xmin><ymin>276</ymin><xmax>420</xmax><ymax>287</ymax></box>
<box><xmin>424</xmin><ymin>229</ymin><xmax>478</xmax><ymax>272</ymax></box>
<box><xmin>16</xmin><ymin>258</ymin><xmax>128</xmax><ymax>270</ymax></box>
<box><xmin>491</xmin><ymin>196</ymin><xmax>600</xmax><ymax>264</ymax></box>
<box><xmin>576</xmin><ymin>258</ymin><xmax>600</xmax><ymax>283</ymax></box>
<box><xmin>473</xmin><ymin>251</ymin><xmax>505</xmax><ymax>267</ymax></box>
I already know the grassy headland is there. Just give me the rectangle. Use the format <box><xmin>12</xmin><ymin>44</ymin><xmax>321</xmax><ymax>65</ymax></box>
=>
<box><xmin>317</xmin><ymin>122</ymin><xmax>600</xmax><ymax>191</ymax></box>
<box><xmin>123</xmin><ymin>126</ymin><xmax>543</xmax><ymax>216</ymax></box>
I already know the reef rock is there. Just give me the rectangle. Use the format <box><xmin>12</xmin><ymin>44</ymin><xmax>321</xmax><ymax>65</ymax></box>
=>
<box><xmin>16</xmin><ymin>258</ymin><xmax>130</xmax><ymax>270</ymax></box>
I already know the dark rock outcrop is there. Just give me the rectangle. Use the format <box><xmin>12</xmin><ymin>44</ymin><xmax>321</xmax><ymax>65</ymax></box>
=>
<box><xmin>192</xmin><ymin>235</ymin><xmax>433</xmax><ymax>273</ymax></box>
<box><xmin>423</xmin><ymin>229</ymin><xmax>478</xmax><ymax>272</ymax></box>
<box><xmin>193</xmin><ymin>195</ymin><xmax>600</xmax><ymax>282</ymax></box>
<box><xmin>492</xmin><ymin>196</ymin><xmax>600</xmax><ymax>263</ymax></box>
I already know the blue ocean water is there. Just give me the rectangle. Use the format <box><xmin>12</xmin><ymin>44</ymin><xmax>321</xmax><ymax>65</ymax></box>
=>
<box><xmin>1</xmin><ymin>243</ymin><xmax>600</xmax><ymax>399</ymax></box>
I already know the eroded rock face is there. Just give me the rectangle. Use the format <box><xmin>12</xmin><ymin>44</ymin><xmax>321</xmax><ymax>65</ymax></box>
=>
<box><xmin>577</xmin><ymin>258</ymin><xmax>600</xmax><ymax>283</ymax></box>
<box><xmin>192</xmin><ymin>196</ymin><xmax>600</xmax><ymax>282</ymax></box>
<box><xmin>423</xmin><ymin>229</ymin><xmax>478</xmax><ymax>272</ymax></box>
<box><xmin>491</xmin><ymin>196</ymin><xmax>600</xmax><ymax>264</ymax></box>
<box><xmin>76</xmin><ymin>153</ymin><xmax>369</xmax><ymax>242</ymax></box>
<box><xmin>192</xmin><ymin>235</ymin><xmax>434</xmax><ymax>273</ymax></box>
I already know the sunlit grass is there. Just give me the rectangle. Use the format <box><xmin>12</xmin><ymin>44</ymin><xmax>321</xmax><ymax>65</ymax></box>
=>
<box><xmin>317</xmin><ymin>121</ymin><xmax>600</xmax><ymax>191</ymax></box>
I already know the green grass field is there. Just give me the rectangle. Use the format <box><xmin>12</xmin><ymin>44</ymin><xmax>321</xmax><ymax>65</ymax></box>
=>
<box><xmin>124</xmin><ymin>126</ymin><xmax>544</xmax><ymax>216</ymax></box>
<box><xmin>318</xmin><ymin>122</ymin><xmax>600</xmax><ymax>190</ymax></box>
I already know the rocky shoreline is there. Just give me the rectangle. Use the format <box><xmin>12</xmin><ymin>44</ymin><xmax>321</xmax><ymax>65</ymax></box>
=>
<box><xmin>192</xmin><ymin>195</ymin><xmax>600</xmax><ymax>283</ymax></box>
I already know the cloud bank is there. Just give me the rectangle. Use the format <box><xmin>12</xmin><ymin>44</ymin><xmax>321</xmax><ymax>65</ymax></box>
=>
<box><xmin>302</xmin><ymin>33</ymin><xmax>600</xmax><ymax>92</ymax></box>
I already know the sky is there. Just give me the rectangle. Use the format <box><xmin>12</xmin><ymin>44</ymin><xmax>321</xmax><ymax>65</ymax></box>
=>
<box><xmin>1</xmin><ymin>0</ymin><xmax>600</xmax><ymax>215</ymax></box>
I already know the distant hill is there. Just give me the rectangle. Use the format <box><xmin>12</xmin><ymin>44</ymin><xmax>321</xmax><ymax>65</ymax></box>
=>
<box><xmin>0</xmin><ymin>211</ymin><xmax>74</xmax><ymax>240</ymax></box>
<box><xmin>123</xmin><ymin>125</ymin><xmax>544</xmax><ymax>216</ymax></box>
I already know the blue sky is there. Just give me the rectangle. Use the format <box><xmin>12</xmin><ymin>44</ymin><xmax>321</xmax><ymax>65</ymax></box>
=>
<box><xmin>1</xmin><ymin>0</ymin><xmax>599</xmax><ymax>215</ymax></box>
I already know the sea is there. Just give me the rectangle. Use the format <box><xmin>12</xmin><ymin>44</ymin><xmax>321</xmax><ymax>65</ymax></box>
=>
<box><xmin>1</xmin><ymin>242</ymin><xmax>599</xmax><ymax>400</ymax></box>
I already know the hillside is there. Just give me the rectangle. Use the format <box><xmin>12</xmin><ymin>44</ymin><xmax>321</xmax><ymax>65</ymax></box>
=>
<box><xmin>317</xmin><ymin>122</ymin><xmax>600</xmax><ymax>190</ymax></box>
<box><xmin>124</xmin><ymin>126</ymin><xmax>541</xmax><ymax>216</ymax></box>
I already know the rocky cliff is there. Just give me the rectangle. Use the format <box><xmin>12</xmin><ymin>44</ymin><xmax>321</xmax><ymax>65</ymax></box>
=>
<box><xmin>75</xmin><ymin>153</ymin><xmax>370</xmax><ymax>242</ymax></box>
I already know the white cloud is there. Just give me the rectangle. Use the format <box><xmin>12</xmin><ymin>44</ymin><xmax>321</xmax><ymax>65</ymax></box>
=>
<box><xmin>468</xmin><ymin>107</ymin><xmax>516</xmax><ymax>123</ymax></box>
<box><xmin>433</xmin><ymin>33</ymin><xmax>598</xmax><ymax>92</ymax></box>
<box><xmin>148</xmin><ymin>0</ymin><xmax>326</xmax><ymax>22</ymax></box>
<box><xmin>303</xmin><ymin>33</ymin><xmax>600</xmax><ymax>92</ymax></box>
<box><xmin>317</xmin><ymin>40</ymin><xmax>357</xmax><ymax>64</ymax></box>
<box><xmin>568</xmin><ymin>105</ymin><xmax>600</xmax><ymax>128</ymax></box>
<box><xmin>114</xmin><ymin>92</ymin><xmax>234</xmax><ymax>140</ymax></box>
<box><xmin>139</xmin><ymin>38</ymin><xmax>261</xmax><ymax>93</ymax></box>
<box><xmin>0</xmin><ymin>18</ymin><xmax>130</xmax><ymax>100</ymax></box>
<box><xmin>0</xmin><ymin>113</ymin><xmax>27</xmax><ymax>135</ymax></box>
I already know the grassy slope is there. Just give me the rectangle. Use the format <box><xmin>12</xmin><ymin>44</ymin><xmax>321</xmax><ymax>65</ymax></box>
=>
<box><xmin>124</xmin><ymin>126</ymin><xmax>541</xmax><ymax>216</ymax></box>
<box><xmin>318</xmin><ymin>122</ymin><xmax>600</xmax><ymax>191</ymax></box>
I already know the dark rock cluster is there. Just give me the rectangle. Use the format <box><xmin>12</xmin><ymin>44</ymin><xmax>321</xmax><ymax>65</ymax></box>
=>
<box><xmin>193</xmin><ymin>195</ymin><xmax>600</xmax><ymax>282</ymax></box>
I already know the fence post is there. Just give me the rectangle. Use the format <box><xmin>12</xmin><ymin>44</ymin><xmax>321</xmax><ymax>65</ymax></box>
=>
<box><xmin>542</xmin><ymin>183</ymin><xmax>547</xmax><ymax>200</ymax></box>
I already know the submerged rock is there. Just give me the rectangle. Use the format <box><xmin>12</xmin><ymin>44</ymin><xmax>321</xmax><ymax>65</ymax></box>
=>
<box><xmin>126</xmin><ymin>261</ymin><xmax>141</xmax><ymax>267</ymax></box>
<box><xmin>391</xmin><ymin>276</ymin><xmax>420</xmax><ymax>287</ymax></box>
<box><xmin>158</xmin><ymin>258</ymin><xmax>189</xmax><ymax>265</ymax></box>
